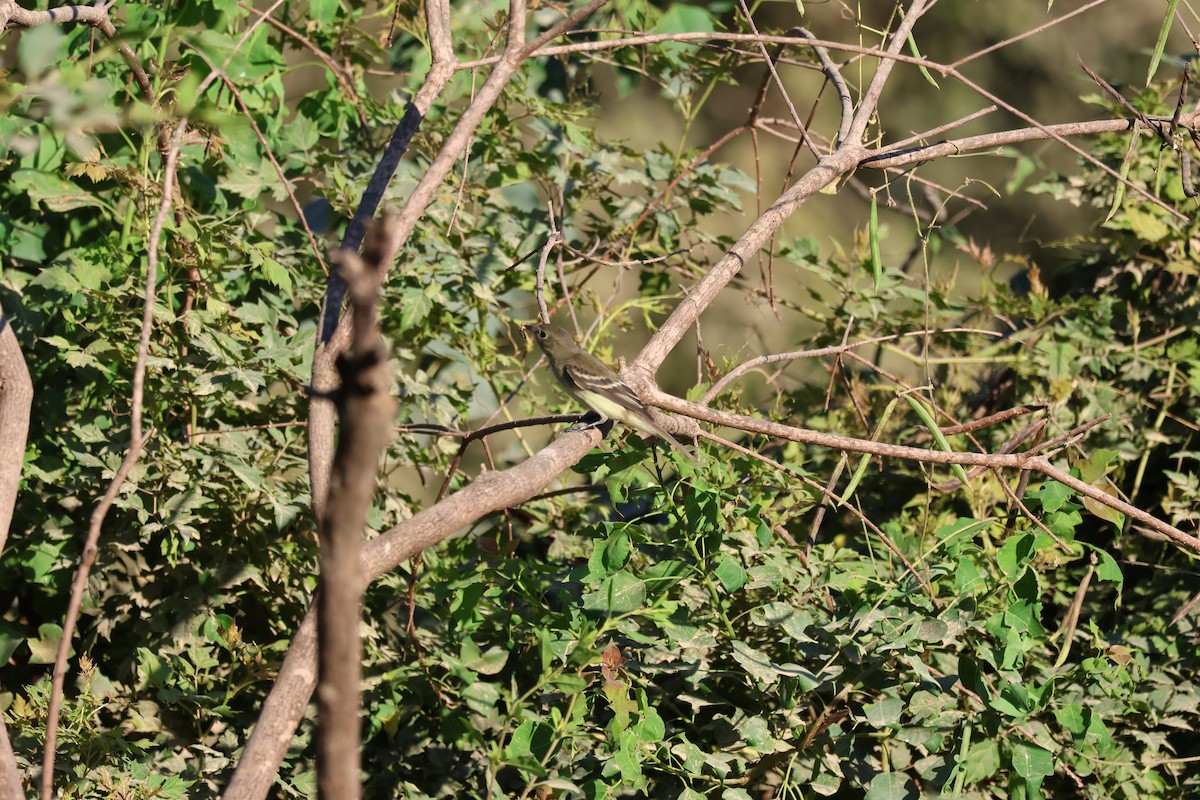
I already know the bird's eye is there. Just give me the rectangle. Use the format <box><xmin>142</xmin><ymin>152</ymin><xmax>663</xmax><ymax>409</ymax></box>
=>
<box><xmin>537</xmin><ymin>329</ymin><xmax>547</xmax><ymax>339</ymax></box>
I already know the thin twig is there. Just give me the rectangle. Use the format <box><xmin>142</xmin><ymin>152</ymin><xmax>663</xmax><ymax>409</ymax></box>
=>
<box><xmin>40</xmin><ymin>118</ymin><xmax>192</xmax><ymax>800</ymax></box>
<box><xmin>704</xmin><ymin>328</ymin><xmax>998</xmax><ymax>403</ymax></box>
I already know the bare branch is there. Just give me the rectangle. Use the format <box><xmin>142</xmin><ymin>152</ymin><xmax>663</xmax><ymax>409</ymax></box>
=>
<box><xmin>0</xmin><ymin>302</ymin><xmax>31</xmax><ymax>557</ymax></box>
<box><xmin>703</xmin><ymin>328</ymin><xmax>999</xmax><ymax>403</ymax></box>
<box><xmin>316</xmin><ymin>215</ymin><xmax>398</xmax><ymax>800</ymax></box>
<box><xmin>38</xmin><ymin>111</ymin><xmax>188</xmax><ymax>799</ymax></box>
<box><xmin>650</xmin><ymin>392</ymin><xmax>1200</xmax><ymax>553</ymax></box>
<box><xmin>0</xmin><ymin>298</ymin><xmax>29</xmax><ymax>800</ymax></box>
<box><xmin>0</xmin><ymin>718</ymin><xmax>21</xmax><ymax>800</ymax></box>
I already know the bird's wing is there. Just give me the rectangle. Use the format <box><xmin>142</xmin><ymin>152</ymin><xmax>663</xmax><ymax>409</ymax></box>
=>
<box><xmin>561</xmin><ymin>357</ymin><xmax>648</xmax><ymax>414</ymax></box>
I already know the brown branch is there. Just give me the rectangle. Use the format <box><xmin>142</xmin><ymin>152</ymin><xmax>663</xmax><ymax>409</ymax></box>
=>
<box><xmin>882</xmin><ymin>104</ymin><xmax>999</xmax><ymax>154</ymax></box>
<box><xmin>939</xmin><ymin>404</ymin><xmax>1046</xmax><ymax>436</ymax></box>
<box><xmin>864</xmin><ymin>109</ymin><xmax>1200</xmax><ymax>171</ymax></box>
<box><xmin>316</xmin><ymin>216</ymin><xmax>398</xmax><ymax>800</ymax></box>
<box><xmin>649</xmin><ymin>392</ymin><xmax>1200</xmax><ymax>553</ymax></box>
<box><xmin>0</xmin><ymin>717</ymin><xmax>21</xmax><ymax>800</ymax></box>
<box><xmin>0</xmin><ymin>301</ymin><xmax>32</xmax><ymax>558</ymax></box>
<box><xmin>2</xmin><ymin>0</ymin><xmax>115</xmax><ymax>28</ymax></box>
<box><xmin>948</xmin><ymin>0</ymin><xmax>1113</xmax><ymax>70</ymax></box>
<box><xmin>39</xmin><ymin>112</ymin><xmax>189</xmax><ymax>798</ymax></box>
<box><xmin>703</xmin><ymin>328</ymin><xmax>999</xmax><ymax>403</ymax></box>
<box><xmin>0</xmin><ymin>297</ymin><xmax>29</xmax><ymax>800</ymax></box>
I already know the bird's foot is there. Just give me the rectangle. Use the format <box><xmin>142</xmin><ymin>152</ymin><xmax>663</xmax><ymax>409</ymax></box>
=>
<box><xmin>566</xmin><ymin>412</ymin><xmax>612</xmax><ymax>436</ymax></box>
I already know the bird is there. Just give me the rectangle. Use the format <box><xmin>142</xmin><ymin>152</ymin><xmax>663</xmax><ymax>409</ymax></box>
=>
<box><xmin>522</xmin><ymin>322</ymin><xmax>696</xmax><ymax>462</ymax></box>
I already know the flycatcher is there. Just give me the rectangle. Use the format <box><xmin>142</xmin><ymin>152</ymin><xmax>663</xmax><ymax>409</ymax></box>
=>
<box><xmin>522</xmin><ymin>322</ymin><xmax>696</xmax><ymax>461</ymax></box>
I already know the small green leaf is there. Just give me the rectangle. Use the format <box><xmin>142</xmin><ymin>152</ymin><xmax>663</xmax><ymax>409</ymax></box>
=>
<box><xmin>865</xmin><ymin>772</ymin><xmax>915</xmax><ymax>800</ymax></box>
<box><xmin>27</xmin><ymin>623</ymin><xmax>67</xmax><ymax>664</ymax></box>
<box><xmin>713</xmin><ymin>554</ymin><xmax>746</xmax><ymax>592</ymax></box>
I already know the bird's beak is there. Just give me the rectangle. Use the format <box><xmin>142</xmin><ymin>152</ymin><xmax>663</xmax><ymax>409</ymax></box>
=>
<box><xmin>520</xmin><ymin>324</ymin><xmax>533</xmax><ymax>339</ymax></box>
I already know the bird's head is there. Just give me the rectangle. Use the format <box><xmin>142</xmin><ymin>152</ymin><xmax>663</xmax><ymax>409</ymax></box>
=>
<box><xmin>520</xmin><ymin>322</ymin><xmax>575</xmax><ymax>356</ymax></box>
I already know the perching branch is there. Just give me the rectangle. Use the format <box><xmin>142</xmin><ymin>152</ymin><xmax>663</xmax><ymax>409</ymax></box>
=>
<box><xmin>647</xmin><ymin>391</ymin><xmax>1200</xmax><ymax>554</ymax></box>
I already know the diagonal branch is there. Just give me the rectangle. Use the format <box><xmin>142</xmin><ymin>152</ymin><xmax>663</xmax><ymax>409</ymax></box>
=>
<box><xmin>648</xmin><ymin>392</ymin><xmax>1200</xmax><ymax>553</ymax></box>
<box><xmin>308</xmin><ymin>0</ymin><xmax>608</xmax><ymax>516</ymax></box>
<box><xmin>39</xmin><ymin>114</ymin><xmax>188</xmax><ymax>800</ymax></box>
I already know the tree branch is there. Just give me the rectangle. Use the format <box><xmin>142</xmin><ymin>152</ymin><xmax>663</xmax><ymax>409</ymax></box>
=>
<box><xmin>316</xmin><ymin>216</ymin><xmax>398</xmax><ymax>800</ymax></box>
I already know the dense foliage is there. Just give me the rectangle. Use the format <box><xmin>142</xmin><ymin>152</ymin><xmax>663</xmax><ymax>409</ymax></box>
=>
<box><xmin>1</xmin><ymin>1</ymin><xmax>1198</xmax><ymax>798</ymax></box>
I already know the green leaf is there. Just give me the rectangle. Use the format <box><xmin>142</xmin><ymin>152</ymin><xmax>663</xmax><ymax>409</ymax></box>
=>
<box><xmin>582</xmin><ymin>570</ymin><xmax>646</xmax><ymax>614</ymax></box>
<box><xmin>459</xmin><ymin>638</ymin><xmax>508</xmax><ymax>675</ymax></box>
<box><xmin>0</xmin><ymin>624</ymin><xmax>25</xmax><ymax>665</ymax></box>
<box><xmin>257</xmin><ymin>253</ymin><xmax>293</xmax><ymax>293</ymax></box>
<box><xmin>1123</xmin><ymin>208</ymin><xmax>1170</xmax><ymax>242</ymax></box>
<box><xmin>1028</xmin><ymin>482</ymin><xmax>1074</xmax><ymax>513</ymax></box>
<box><xmin>713</xmin><ymin>554</ymin><xmax>746</xmax><ymax>592</ymax></box>
<box><xmin>506</xmin><ymin>720</ymin><xmax>555</xmax><ymax>764</ymax></box>
<box><xmin>865</xmin><ymin>696</ymin><xmax>904</xmax><ymax>729</ymax></box>
<box><xmin>10</xmin><ymin>169</ymin><xmax>104</xmax><ymax>212</ymax></box>
<box><xmin>730</xmin><ymin>641</ymin><xmax>778</xmax><ymax>685</ymax></box>
<box><xmin>961</xmin><ymin>738</ymin><xmax>1001</xmax><ymax>783</ymax></box>
<box><xmin>309</xmin><ymin>0</ymin><xmax>340</xmax><ymax>26</ymax></box>
<box><xmin>865</xmin><ymin>772</ymin><xmax>915</xmax><ymax>800</ymax></box>
<box><xmin>1010</xmin><ymin>742</ymin><xmax>1054</xmax><ymax>781</ymax></box>
<box><xmin>27</xmin><ymin>623</ymin><xmax>67</xmax><ymax>664</ymax></box>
